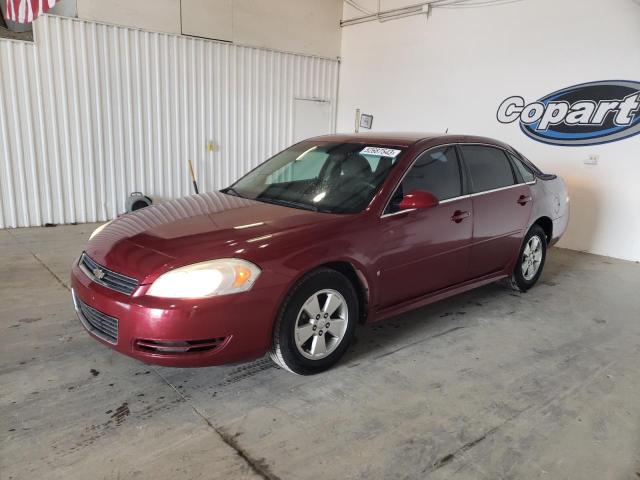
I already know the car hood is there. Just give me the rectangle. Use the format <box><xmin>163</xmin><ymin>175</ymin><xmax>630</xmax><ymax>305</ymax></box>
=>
<box><xmin>85</xmin><ymin>191</ymin><xmax>341</xmax><ymax>283</ymax></box>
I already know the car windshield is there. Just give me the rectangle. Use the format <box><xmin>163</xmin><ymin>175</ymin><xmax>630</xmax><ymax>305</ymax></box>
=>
<box><xmin>225</xmin><ymin>141</ymin><xmax>404</xmax><ymax>214</ymax></box>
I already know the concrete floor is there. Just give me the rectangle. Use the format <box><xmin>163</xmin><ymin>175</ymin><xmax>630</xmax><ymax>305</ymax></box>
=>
<box><xmin>1</xmin><ymin>224</ymin><xmax>640</xmax><ymax>480</ymax></box>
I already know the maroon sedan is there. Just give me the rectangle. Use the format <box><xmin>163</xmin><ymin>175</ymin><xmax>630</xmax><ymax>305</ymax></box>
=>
<box><xmin>71</xmin><ymin>133</ymin><xmax>569</xmax><ymax>374</ymax></box>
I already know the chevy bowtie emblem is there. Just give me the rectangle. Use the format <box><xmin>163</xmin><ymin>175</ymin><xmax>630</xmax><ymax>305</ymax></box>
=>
<box><xmin>93</xmin><ymin>268</ymin><xmax>105</xmax><ymax>280</ymax></box>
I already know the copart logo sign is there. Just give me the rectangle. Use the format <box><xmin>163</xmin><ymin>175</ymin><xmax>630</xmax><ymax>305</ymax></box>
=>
<box><xmin>497</xmin><ymin>80</ymin><xmax>640</xmax><ymax>146</ymax></box>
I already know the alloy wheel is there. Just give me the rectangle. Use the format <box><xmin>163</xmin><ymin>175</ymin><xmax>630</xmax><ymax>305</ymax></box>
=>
<box><xmin>522</xmin><ymin>235</ymin><xmax>543</xmax><ymax>281</ymax></box>
<box><xmin>294</xmin><ymin>289</ymin><xmax>348</xmax><ymax>360</ymax></box>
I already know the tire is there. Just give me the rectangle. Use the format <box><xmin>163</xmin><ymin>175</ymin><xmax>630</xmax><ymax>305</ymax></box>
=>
<box><xmin>269</xmin><ymin>268</ymin><xmax>358</xmax><ymax>375</ymax></box>
<box><xmin>504</xmin><ymin>224</ymin><xmax>548</xmax><ymax>292</ymax></box>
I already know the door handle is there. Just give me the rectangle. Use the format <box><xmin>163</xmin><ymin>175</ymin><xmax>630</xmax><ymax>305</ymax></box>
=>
<box><xmin>450</xmin><ymin>210</ymin><xmax>470</xmax><ymax>223</ymax></box>
<box><xmin>517</xmin><ymin>195</ymin><xmax>532</xmax><ymax>206</ymax></box>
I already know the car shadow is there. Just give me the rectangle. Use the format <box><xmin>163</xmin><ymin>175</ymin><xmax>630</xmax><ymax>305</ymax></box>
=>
<box><xmin>342</xmin><ymin>282</ymin><xmax>506</xmax><ymax>364</ymax></box>
<box><xmin>341</xmin><ymin>254</ymin><xmax>572</xmax><ymax>364</ymax></box>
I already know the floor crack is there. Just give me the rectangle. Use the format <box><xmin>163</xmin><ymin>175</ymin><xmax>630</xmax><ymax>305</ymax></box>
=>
<box><xmin>152</xmin><ymin>367</ymin><xmax>281</xmax><ymax>480</ymax></box>
<box><xmin>6</xmin><ymin>229</ymin><xmax>71</xmax><ymax>291</ymax></box>
<box><xmin>374</xmin><ymin>325</ymin><xmax>466</xmax><ymax>360</ymax></box>
<box><xmin>426</xmin><ymin>427</ymin><xmax>495</xmax><ymax>473</ymax></box>
<box><xmin>424</xmin><ymin>405</ymin><xmax>532</xmax><ymax>475</ymax></box>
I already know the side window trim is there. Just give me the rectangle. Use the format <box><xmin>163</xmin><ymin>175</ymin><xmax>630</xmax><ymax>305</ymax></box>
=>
<box><xmin>507</xmin><ymin>150</ymin><xmax>537</xmax><ymax>185</ymax></box>
<box><xmin>381</xmin><ymin>143</ymin><xmax>466</xmax><ymax>217</ymax></box>
<box><xmin>455</xmin><ymin>143</ymin><xmax>472</xmax><ymax>196</ymax></box>
<box><xmin>505</xmin><ymin>151</ymin><xmax>524</xmax><ymax>184</ymax></box>
<box><xmin>512</xmin><ymin>148</ymin><xmax>544</xmax><ymax>177</ymax></box>
<box><xmin>501</xmin><ymin>148</ymin><xmax>519</xmax><ymax>185</ymax></box>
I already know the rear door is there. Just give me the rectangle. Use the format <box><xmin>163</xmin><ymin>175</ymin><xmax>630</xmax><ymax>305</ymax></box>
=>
<box><xmin>376</xmin><ymin>145</ymin><xmax>473</xmax><ymax>308</ymax></box>
<box><xmin>459</xmin><ymin>145</ymin><xmax>533</xmax><ymax>278</ymax></box>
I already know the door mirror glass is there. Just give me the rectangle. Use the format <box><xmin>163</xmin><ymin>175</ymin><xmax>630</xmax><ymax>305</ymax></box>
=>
<box><xmin>399</xmin><ymin>190</ymin><xmax>439</xmax><ymax>210</ymax></box>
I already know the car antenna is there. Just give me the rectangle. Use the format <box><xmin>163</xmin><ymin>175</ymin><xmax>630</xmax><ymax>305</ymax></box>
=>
<box><xmin>188</xmin><ymin>159</ymin><xmax>200</xmax><ymax>194</ymax></box>
<box><xmin>445</xmin><ymin>128</ymin><xmax>449</xmax><ymax>134</ymax></box>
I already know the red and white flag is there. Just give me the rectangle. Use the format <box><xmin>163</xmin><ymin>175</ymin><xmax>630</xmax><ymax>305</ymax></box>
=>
<box><xmin>4</xmin><ymin>0</ymin><xmax>57</xmax><ymax>24</ymax></box>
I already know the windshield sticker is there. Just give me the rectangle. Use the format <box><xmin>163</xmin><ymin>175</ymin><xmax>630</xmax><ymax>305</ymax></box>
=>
<box><xmin>360</xmin><ymin>146</ymin><xmax>402</xmax><ymax>158</ymax></box>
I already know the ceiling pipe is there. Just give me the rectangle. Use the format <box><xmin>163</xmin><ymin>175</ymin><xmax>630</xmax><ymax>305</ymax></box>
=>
<box><xmin>378</xmin><ymin>8</ymin><xmax>429</xmax><ymax>22</ymax></box>
<box><xmin>340</xmin><ymin>2</ymin><xmax>430</xmax><ymax>27</ymax></box>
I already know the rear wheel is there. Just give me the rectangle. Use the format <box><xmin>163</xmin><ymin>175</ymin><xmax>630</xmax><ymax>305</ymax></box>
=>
<box><xmin>269</xmin><ymin>268</ymin><xmax>357</xmax><ymax>375</ymax></box>
<box><xmin>505</xmin><ymin>224</ymin><xmax>547</xmax><ymax>292</ymax></box>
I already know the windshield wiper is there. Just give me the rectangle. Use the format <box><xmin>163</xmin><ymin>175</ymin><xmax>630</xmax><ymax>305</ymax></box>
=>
<box><xmin>256</xmin><ymin>197</ymin><xmax>319</xmax><ymax>212</ymax></box>
<box><xmin>223</xmin><ymin>187</ymin><xmax>244</xmax><ymax>198</ymax></box>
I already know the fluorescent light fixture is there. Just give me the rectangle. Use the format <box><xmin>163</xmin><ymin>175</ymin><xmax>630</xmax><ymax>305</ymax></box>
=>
<box><xmin>341</xmin><ymin>2</ymin><xmax>429</xmax><ymax>27</ymax></box>
<box><xmin>234</xmin><ymin>222</ymin><xmax>265</xmax><ymax>230</ymax></box>
<box><xmin>89</xmin><ymin>220</ymin><xmax>113</xmax><ymax>240</ymax></box>
<box><xmin>296</xmin><ymin>146</ymin><xmax>317</xmax><ymax>161</ymax></box>
<box><xmin>247</xmin><ymin>234</ymin><xmax>273</xmax><ymax>243</ymax></box>
<box><xmin>313</xmin><ymin>192</ymin><xmax>326</xmax><ymax>203</ymax></box>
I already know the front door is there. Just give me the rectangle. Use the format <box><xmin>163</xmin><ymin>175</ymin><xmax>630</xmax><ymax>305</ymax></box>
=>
<box><xmin>376</xmin><ymin>146</ymin><xmax>473</xmax><ymax>308</ymax></box>
<box><xmin>459</xmin><ymin>145</ymin><xmax>533</xmax><ymax>278</ymax></box>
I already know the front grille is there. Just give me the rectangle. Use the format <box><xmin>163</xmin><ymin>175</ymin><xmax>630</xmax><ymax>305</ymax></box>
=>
<box><xmin>79</xmin><ymin>253</ymin><xmax>139</xmax><ymax>295</ymax></box>
<box><xmin>72</xmin><ymin>290</ymin><xmax>119</xmax><ymax>344</ymax></box>
<box><xmin>134</xmin><ymin>337</ymin><xmax>226</xmax><ymax>355</ymax></box>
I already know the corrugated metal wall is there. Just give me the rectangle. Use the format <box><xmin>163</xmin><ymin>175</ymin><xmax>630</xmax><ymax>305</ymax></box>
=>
<box><xmin>0</xmin><ymin>15</ymin><xmax>340</xmax><ymax>228</ymax></box>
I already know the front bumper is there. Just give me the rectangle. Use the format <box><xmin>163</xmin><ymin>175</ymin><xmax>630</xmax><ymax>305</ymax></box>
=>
<box><xmin>70</xmin><ymin>262</ymin><xmax>282</xmax><ymax>367</ymax></box>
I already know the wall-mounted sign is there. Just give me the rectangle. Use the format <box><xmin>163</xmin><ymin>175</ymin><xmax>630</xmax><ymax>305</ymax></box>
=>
<box><xmin>360</xmin><ymin>113</ymin><xmax>374</xmax><ymax>130</ymax></box>
<box><xmin>497</xmin><ymin>80</ymin><xmax>640</xmax><ymax>146</ymax></box>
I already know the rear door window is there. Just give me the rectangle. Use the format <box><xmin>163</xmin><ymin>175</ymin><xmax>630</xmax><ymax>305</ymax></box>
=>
<box><xmin>460</xmin><ymin>145</ymin><xmax>516</xmax><ymax>193</ymax></box>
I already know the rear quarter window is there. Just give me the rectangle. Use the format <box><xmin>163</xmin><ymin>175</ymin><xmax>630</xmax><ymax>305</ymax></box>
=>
<box><xmin>508</xmin><ymin>153</ymin><xmax>535</xmax><ymax>183</ymax></box>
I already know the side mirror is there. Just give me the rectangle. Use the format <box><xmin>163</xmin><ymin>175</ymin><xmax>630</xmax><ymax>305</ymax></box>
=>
<box><xmin>398</xmin><ymin>190</ymin><xmax>439</xmax><ymax>210</ymax></box>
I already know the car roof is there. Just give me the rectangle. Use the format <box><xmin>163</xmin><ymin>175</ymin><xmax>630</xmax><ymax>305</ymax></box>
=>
<box><xmin>307</xmin><ymin>132</ymin><xmax>511</xmax><ymax>149</ymax></box>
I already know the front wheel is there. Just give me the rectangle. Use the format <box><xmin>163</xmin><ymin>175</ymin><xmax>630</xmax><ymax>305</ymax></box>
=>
<box><xmin>505</xmin><ymin>225</ymin><xmax>548</xmax><ymax>292</ymax></box>
<box><xmin>269</xmin><ymin>268</ymin><xmax>358</xmax><ymax>375</ymax></box>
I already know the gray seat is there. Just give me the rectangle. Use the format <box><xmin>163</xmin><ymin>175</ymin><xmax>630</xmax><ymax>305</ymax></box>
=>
<box><xmin>336</xmin><ymin>154</ymin><xmax>372</xmax><ymax>182</ymax></box>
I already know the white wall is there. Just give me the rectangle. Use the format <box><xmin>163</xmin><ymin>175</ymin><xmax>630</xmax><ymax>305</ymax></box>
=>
<box><xmin>338</xmin><ymin>0</ymin><xmax>640</xmax><ymax>261</ymax></box>
<box><xmin>48</xmin><ymin>0</ymin><xmax>78</xmax><ymax>18</ymax></box>
<box><xmin>74</xmin><ymin>0</ymin><xmax>342</xmax><ymax>58</ymax></box>
<box><xmin>229</xmin><ymin>0</ymin><xmax>342</xmax><ymax>58</ymax></box>
<box><xmin>181</xmin><ymin>0</ymin><xmax>232</xmax><ymax>41</ymax></box>
<box><xmin>77</xmin><ymin>0</ymin><xmax>182</xmax><ymax>34</ymax></box>
<box><xmin>0</xmin><ymin>15</ymin><xmax>339</xmax><ymax>228</ymax></box>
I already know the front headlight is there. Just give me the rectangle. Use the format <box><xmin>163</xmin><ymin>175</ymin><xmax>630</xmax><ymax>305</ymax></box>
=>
<box><xmin>147</xmin><ymin>258</ymin><xmax>261</xmax><ymax>299</ymax></box>
<box><xmin>89</xmin><ymin>220</ymin><xmax>113</xmax><ymax>240</ymax></box>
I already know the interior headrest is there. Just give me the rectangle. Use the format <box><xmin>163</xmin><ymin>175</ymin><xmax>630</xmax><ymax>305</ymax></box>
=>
<box><xmin>340</xmin><ymin>154</ymin><xmax>371</xmax><ymax>177</ymax></box>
